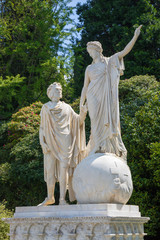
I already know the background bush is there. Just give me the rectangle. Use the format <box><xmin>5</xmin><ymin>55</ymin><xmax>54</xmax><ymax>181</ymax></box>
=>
<box><xmin>0</xmin><ymin>202</ymin><xmax>13</xmax><ymax>240</ymax></box>
<box><xmin>119</xmin><ymin>75</ymin><xmax>160</xmax><ymax>239</ymax></box>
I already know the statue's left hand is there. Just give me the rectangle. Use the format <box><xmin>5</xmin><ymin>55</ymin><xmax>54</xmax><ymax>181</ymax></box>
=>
<box><xmin>80</xmin><ymin>103</ymin><xmax>88</xmax><ymax>125</ymax></box>
<box><xmin>81</xmin><ymin>103</ymin><xmax>88</xmax><ymax>114</ymax></box>
<box><xmin>134</xmin><ymin>25</ymin><xmax>142</xmax><ymax>37</ymax></box>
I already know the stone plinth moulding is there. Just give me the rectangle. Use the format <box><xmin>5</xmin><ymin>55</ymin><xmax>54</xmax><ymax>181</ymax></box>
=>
<box><xmin>4</xmin><ymin>204</ymin><xmax>149</xmax><ymax>240</ymax></box>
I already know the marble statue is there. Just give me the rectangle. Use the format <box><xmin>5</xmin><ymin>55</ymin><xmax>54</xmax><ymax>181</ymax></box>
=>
<box><xmin>4</xmin><ymin>26</ymin><xmax>150</xmax><ymax>240</ymax></box>
<box><xmin>38</xmin><ymin>82</ymin><xmax>87</xmax><ymax>206</ymax></box>
<box><xmin>73</xmin><ymin>26</ymin><xmax>142</xmax><ymax>204</ymax></box>
<box><xmin>80</xmin><ymin>25</ymin><xmax>142</xmax><ymax>161</ymax></box>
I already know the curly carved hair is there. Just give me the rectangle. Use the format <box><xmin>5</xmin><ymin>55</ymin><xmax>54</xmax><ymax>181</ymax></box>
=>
<box><xmin>47</xmin><ymin>82</ymin><xmax>62</xmax><ymax>99</ymax></box>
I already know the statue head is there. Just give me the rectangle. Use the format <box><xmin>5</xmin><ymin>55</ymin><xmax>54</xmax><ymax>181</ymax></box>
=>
<box><xmin>87</xmin><ymin>41</ymin><xmax>103</xmax><ymax>53</ymax></box>
<box><xmin>87</xmin><ymin>41</ymin><xmax>104</xmax><ymax>61</ymax></box>
<box><xmin>47</xmin><ymin>82</ymin><xmax>62</xmax><ymax>101</ymax></box>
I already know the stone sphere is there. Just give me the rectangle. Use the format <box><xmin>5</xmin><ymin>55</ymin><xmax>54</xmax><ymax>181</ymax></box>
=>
<box><xmin>72</xmin><ymin>153</ymin><xmax>133</xmax><ymax>204</ymax></box>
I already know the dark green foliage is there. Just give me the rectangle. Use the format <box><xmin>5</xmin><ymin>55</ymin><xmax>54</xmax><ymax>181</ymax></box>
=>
<box><xmin>0</xmin><ymin>133</ymin><xmax>46</xmax><ymax>208</ymax></box>
<box><xmin>119</xmin><ymin>75</ymin><xmax>159</xmax><ymax>104</ymax></box>
<box><xmin>73</xmin><ymin>0</ymin><xmax>160</xmax><ymax>97</ymax></box>
<box><xmin>118</xmin><ymin>75</ymin><xmax>160</xmax><ymax>239</ymax></box>
<box><xmin>0</xmin><ymin>102</ymin><xmax>46</xmax><ymax>209</ymax></box>
<box><xmin>119</xmin><ymin>75</ymin><xmax>159</xmax><ymax>127</ymax></box>
<box><xmin>128</xmin><ymin>100</ymin><xmax>160</xmax><ymax>239</ymax></box>
<box><xmin>0</xmin><ymin>75</ymin><xmax>25</xmax><ymax>119</ymax></box>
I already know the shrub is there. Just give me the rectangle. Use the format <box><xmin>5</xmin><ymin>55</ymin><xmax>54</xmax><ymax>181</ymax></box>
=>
<box><xmin>0</xmin><ymin>102</ymin><xmax>45</xmax><ymax>209</ymax></box>
<box><xmin>119</xmin><ymin>76</ymin><xmax>160</xmax><ymax>239</ymax></box>
<box><xmin>0</xmin><ymin>202</ymin><xmax>13</xmax><ymax>240</ymax></box>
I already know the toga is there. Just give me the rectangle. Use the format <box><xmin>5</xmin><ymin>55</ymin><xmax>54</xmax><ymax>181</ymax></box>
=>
<box><xmin>86</xmin><ymin>53</ymin><xmax>127</xmax><ymax>160</ymax></box>
<box><xmin>40</xmin><ymin>101</ymin><xmax>86</xmax><ymax>182</ymax></box>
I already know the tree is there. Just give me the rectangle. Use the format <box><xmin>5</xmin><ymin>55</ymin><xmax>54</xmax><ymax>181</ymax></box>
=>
<box><xmin>73</xmin><ymin>0</ymin><xmax>160</xmax><ymax>97</ymax></box>
<box><xmin>0</xmin><ymin>75</ymin><xmax>25</xmax><ymax>119</ymax></box>
<box><xmin>0</xmin><ymin>0</ymin><xmax>74</xmax><ymax>118</ymax></box>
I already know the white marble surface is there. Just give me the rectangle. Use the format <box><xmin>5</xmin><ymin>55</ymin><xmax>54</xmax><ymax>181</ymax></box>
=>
<box><xmin>14</xmin><ymin>203</ymin><xmax>140</xmax><ymax>218</ymax></box>
<box><xmin>80</xmin><ymin>26</ymin><xmax>142</xmax><ymax>161</ymax></box>
<box><xmin>73</xmin><ymin>153</ymin><xmax>133</xmax><ymax>204</ymax></box>
<box><xmin>39</xmin><ymin>82</ymin><xmax>86</xmax><ymax>206</ymax></box>
<box><xmin>37</xmin><ymin>26</ymin><xmax>142</xmax><ymax>207</ymax></box>
<box><xmin>4</xmin><ymin>204</ymin><xmax>149</xmax><ymax>240</ymax></box>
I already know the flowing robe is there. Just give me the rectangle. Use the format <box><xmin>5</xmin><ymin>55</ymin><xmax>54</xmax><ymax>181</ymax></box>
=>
<box><xmin>86</xmin><ymin>53</ymin><xmax>127</xmax><ymax>160</ymax></box>
<box><xmin>40</xmin><ymin>101</ymin><xmax>86</xmax><ymax>182</ymax></box>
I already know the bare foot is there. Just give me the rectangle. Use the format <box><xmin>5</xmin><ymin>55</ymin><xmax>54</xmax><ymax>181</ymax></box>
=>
<box><xmin>37</xmin><ymin>197</ymin><xmax>55</xmax><ymax>206</ymax></box>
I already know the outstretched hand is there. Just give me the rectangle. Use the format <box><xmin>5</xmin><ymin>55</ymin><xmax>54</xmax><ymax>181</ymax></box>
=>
<box><xmin>134</xmin><ymin>25</ymin><xmax>142</xmax><ymax>37</ymax></box>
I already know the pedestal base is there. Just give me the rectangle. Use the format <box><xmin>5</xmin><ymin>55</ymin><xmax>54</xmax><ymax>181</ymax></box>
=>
<box><xmin>4</xmin><ymin>204</ymin><xmax>149</xmax><ymax>240</ymax></box>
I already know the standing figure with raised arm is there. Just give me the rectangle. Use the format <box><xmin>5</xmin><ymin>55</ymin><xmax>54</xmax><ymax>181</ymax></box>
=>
<box><xmin>80</xmin><ymin>26</ymin><xmax>142</xmax><ymax>161</ymax></box>
<box><xmin>39</xmin><ymin>82</ymin><xmax>87</xmax><ymax>206</ymax></box>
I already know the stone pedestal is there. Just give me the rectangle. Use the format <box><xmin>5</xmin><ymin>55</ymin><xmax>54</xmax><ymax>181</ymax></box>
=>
<box><xmin>4</xmin><ymin>204</ymin><xmax>149</xmax><ymax>240</ymax></box>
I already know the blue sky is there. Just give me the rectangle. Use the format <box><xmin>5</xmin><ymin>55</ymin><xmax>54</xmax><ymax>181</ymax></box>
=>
<box><xmin>61</xmin><ymin>0</ymin><xmax>87</xmax><ymax>46</ymax></box>
<box><xmin>68</xmin><ymin>0</ymin><xmax>87</xmax><ymax>23</ymax></box>
<box><xmin>60</xmin><ymin>0</ymin><xmax>88</xmax><ymax>52</ymax></box>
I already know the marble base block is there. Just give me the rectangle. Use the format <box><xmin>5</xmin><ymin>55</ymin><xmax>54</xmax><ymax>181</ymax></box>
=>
<box><xmin>4</xmin><ymin>204</ymin><xmax>149</xmax><ymax>240</ymax></box>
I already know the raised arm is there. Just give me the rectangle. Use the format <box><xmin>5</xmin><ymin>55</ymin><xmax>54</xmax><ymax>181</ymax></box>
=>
<box><xmin>80</xmin><ymin>66</ymin><xmax>90</xmax><ymax>108</ymax></box>
<box><xmin>118</xmin><ymin>25</ymin><xmax>142</xmax><ymax>59</ymax></box>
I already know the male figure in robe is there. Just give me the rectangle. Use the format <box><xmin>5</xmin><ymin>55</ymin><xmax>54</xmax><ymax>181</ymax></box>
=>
<box><xmin>38</xmin><ymin>82</ymin><xmax>87</xmax><ymax>206</ymax></box>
